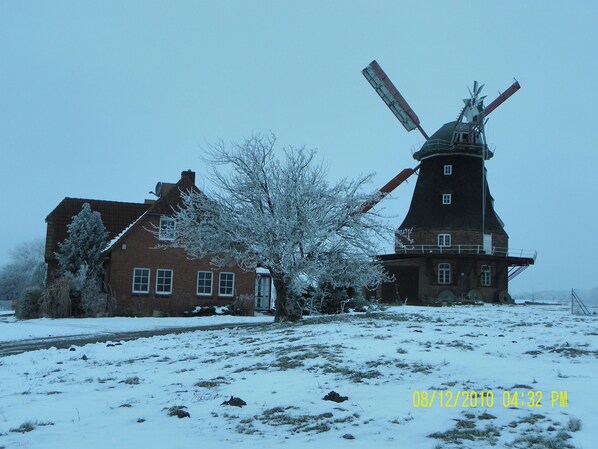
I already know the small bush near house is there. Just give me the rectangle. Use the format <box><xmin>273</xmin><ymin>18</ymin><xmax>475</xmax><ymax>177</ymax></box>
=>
<box><xmin>80</xmin><ymin>280</ymin><xmax>110</xmax><ymax>317</ymax></box>
<box><xmin>304</xmin><ymin>287</ymin><xmax>379</xmax><ymax>315</ymax></box>
<box><xmin>230</xmin><ymin>294</ymin><xmax>255</xmax><ymax>316</ymax></box>
<box><xmin>16</xmin><ymin>286</ymin><xmax>43</xmax><ymax>319</ymax></box>
<box><xmin>39</xmin><ymin>277</ymin><xmax>72</xmax><ymax>318</ymax></box>
<box><xmin>191</xmin><ymin>305</ymin><xmax>217</xmax><ymax>316</ymax></box>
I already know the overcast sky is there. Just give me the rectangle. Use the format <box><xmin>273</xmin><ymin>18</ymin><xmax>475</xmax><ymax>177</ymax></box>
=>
<box><xmin>1</xmin><ymin>1</ymin><xmax>596</xmax><ymax>294</ymax></box>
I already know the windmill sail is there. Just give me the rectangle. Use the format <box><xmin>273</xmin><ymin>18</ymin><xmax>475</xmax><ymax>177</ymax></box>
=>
<box><xmin>362</xmin><ymin>60</ymin><xmax>427</xmax><ymax>138</ymax></box>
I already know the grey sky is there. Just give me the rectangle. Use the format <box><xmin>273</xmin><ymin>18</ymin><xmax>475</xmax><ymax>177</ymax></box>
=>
<box><xmin>1</xmin><ymin>1</ymin><xmax>596</xmax><ymax>293</ymax></box>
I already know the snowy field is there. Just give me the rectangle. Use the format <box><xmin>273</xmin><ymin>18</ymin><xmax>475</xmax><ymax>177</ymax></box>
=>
<box><xmin>0</xmin><ymin>304</ymin><xmax>596</xmax><ymax>449</ymax></box>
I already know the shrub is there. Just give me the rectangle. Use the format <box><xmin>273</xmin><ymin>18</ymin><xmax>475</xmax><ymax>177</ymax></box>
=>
<box><xmin>191</xmin><ymin>305</ymin><xmax>217</xmax><ymax>316</ymax></box>
<box><xmin>16</xmin><ymin>286</ymin><xmax>43</xmax><ymax>319</ymax></box>
<box><xmin>304</xmin><ymin>287</ymin><xmax>378</xmax><ymax>315</ymax></box>
<box><xmin>231</xmin><ymin>294</ymin><xmax>255</xmax><ymax>316</ymax></box>
<box><xmin>40</xmin><ymin>277</ymin><xmax>72</xmax><ymax>318</ymax></box>
<box><xmin>80</xmin><ymin>280</ymin><xmax>109</xmax><ymax>317</ymax></box>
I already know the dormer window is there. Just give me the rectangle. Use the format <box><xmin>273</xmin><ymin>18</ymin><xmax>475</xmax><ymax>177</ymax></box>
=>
<box><xmin>442</xmin><ymin>194</ymin><xmax>452</xmax><ymax>205</ymax></box>
<box><xmin>438</xmin><ymin>234</ymin><xmax>451</xmax><ymax>247</ymax></box>
<box><xmin>159</xmin><ymin>217</ymin><xmax>176</xmax><ymax>241</ymax></box>
<box><xmin>444</xmin><ymin>165</ymin><xmax>453</xmax><ymax>175</ymax></box>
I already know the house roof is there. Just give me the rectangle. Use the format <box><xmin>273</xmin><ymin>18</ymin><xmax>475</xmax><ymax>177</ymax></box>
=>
<box><xmin>45</xmin><ymin>170</ymin><xmax>200</xmax><ymax>261</ymax></box>
<box><xmin>45</xmin><ymin>198</ymin><xmax>151</xmax><ymax>260</ymax></box>
<box><xmin>102</xmin><ymin>170</ymin><xmax>200</xmax><ymax>253</ymax></box>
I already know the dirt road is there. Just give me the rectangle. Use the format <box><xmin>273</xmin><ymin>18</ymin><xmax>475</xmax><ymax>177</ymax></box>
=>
<box><xmin>0</xmin><ymin>321</ymin><xmax>271</xmax><ymax>357</ymax></box>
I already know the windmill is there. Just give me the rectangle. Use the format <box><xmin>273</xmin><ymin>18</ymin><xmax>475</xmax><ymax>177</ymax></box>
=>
<box><xmin>361</xmin><ymin>60</ymin><xmax>535</xmax><ymax>305</ymax></box>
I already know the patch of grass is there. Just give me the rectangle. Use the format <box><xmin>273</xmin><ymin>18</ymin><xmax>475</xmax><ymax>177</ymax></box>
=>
<box><xmin>442</xmin><ymin>340</ymin><xmax>475</xmax><ymax>351</ymax></box>
<box><xmin>525</xmin><ymin>343</ymin><xmax>598</xmax><ymax>358</ymax></box>
<box><xmin>167</xmin><ymin>405</ymin><xmax>190</xmax><ymax>418</ymax></box>
<box><xmin>508</xmin><ymin>413</ymin><xmax>546</xmax><ymax>428</ymax></box>
<box><xmin>121</xmin><ymin>376</ymin><xmax>140</xmax><ymax>385</ymax></box>
<box><xmin>567</xmin><ymin>417</ymin><xmax>582</xmax><ymax>432</ymax></box>
<box><xmin>409</xmin><ymin>361</ymin><xmax>434</xmax><ymax>374</ymax></box>
<box><xmin>272</xmin><ymin>356</ymin><xmax>304</xmax><ymax>370</ymax></box>
<box><xmin>97</xmin><ymin>376</ymin><xmax>117</xmax><ymax>383</ymax></box>
<box><xmin>506</xmin><ymin>428</ymin><xmax>575</xmax><ymax>449</ymax></box>
<box><xmin>257</xmin><ymin>406</ymin><xmax>340</xmax><ymax>433</ymax></box>
<box><xmin>194</xmin><ymin>377</ymin><xmax>228</xmax><ymax>388</ymax></box>
<box><xmin>236</xmin><ymin>421</ymin><xmax>262</xmax><ymax>435</ymax></box>
<box><xmin>429</xmin><ymin>423</ymin><xmax>500</xmax><ymax>445</ymax></box>
<box><xmin>233</xmin><ymin>362</ymin><xmax>270</xmax><ymax>373</ymax></box>
<box><xmin>10</xmin><ymin>421</ymin><xmax>54</xmax><ymax>433</ymax></box>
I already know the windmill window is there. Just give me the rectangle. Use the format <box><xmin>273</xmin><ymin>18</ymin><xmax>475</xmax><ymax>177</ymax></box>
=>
<box><xmin>197</xmin><ymin>271</ymin><xmax>213</xmax><ymax>296</ymax></box>
<box><xmin>442</xmin><ymin>194</ymin><xmax>452</xmax><ymax>205</ymax></box>
<box><xmin>444</xmin><ymin>165</ymin><xmax>453</xmax><ymax>175</ymax></box>
<box><xmin>438</xmin><ymin>263</ymin><xmax>451</xmax><ymax>284</ymax></box>
<box><xmin>159</xmin><ymin>217</ymin><xmax>176</xmax><ymax>241</ymax></box>
<box><xmin>480</xmin><ymin>265</ymin><xmax>491</xmax><ymax>287</ymax></box>
<box><xmin>132</xmin><ymin>268</ymin><xmax>150</xmax><ymax>293</ymax></box>
<box><xmin>156</xmin><ymin>269</ymin><xmax>173</xmax><ymax>295</ymax></box>
<box><xmin>219</xmin><ymin>272</ymin><xmax>235</xmax><ymax>297</ymax></box>
<box><xmin>438</xmin><ymin>234</ymin><xmax>452</xmax><ymax>247</ymax></box>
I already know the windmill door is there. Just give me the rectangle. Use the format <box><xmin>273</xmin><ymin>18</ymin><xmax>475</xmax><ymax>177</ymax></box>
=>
<box><xmin>254</xmin><ymin>275</ymin><xmax>271</xmax><ymax>311</ymax></box>
<box><xmin>483</xmin><ymin>234</ymin><xmax>492</xmax><ymax>254</ymax></box>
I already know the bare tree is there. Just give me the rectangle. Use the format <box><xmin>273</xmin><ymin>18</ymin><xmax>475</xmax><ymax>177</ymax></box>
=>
<box><xmin>0</xmin><ymin>238</ymin><xmax>46</xmax><ymax>303</ymax></box>
<box><xmin>170</xmin><ymin>133</ymin><xmax>392</xmax><ymax>322</ymax></box>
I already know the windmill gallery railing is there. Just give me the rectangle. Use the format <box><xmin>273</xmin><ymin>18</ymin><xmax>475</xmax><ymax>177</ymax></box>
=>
<box><xmin>395</xmin><ymin>244</ymin><xmax>537</xmax><ymax>261</ymax></box>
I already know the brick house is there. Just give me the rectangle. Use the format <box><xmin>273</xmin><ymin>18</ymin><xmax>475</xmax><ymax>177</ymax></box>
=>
<box><xmin>45</xmin><ymin>170</ymin><xmax>271</xmax><ymax>316</ymax></box>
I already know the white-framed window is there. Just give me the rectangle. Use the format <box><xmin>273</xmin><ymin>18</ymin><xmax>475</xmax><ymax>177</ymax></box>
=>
<box><xmin>197</xmin><ymin>271</ymin><xmax>213</xmax><ymax>296</ymax></box>
<box><xmin>442</xmin><ymin>194</ymin><xmax>452</xmax><ymax>205</ymax></box>
<box><xmin>438</xmin><ymin>234</ymin><xmax>452</xmax><ymax>247</ymax></box>
<box><xmin>132</xmin><ymin>268</ymin><xmax>150</xmax><ymax>293</ymax></box>
<box><xmin>444</xmin><ymin>165</ymin><xmax>453</xmax><ymax>175</ymax></box>
<box><xmin>438</xmin><ymin>263</ymin><xmax>451</xmax><ymax>284</ymax></box>
<box><xmin>480</xmin><ymin>265</ymin><xmax>491</xmax><ymax>287</ymax></box>
<box><xmin>159</xmin><ymin>217</ymin><xmax>175</xmax><ymax>241</ymax></box>
<box><xmin>219</xmin><ymin>272</ymin><xmax>235</xmax><ymax>297</ymax></box>
<box><xmin>156</xmin><ymin>269</ymin><xmax>173</xmax><ymax>295</ymax></box>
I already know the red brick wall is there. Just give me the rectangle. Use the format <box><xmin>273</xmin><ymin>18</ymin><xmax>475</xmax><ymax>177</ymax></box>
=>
<box><xmin>380</xmin><ymin>255</ymin><xmax>509</xmax><ymax>304</ymax></box>
<box><xmin>107</xmin><ymin>215</ymin><xmax>255</xmax><ymax>316</ymax></box>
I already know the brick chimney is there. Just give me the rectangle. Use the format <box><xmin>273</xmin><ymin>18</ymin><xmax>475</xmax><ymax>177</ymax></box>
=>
<box><xmin>181</xmin><ymin>170</ymin><xmax>195</xmax><ymax>184</ymax></box>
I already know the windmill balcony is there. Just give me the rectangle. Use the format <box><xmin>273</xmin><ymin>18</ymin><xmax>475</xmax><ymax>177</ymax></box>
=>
<box><xmin>412</xmin><ymin>140</ymin><xmax>494</xmax><ymax>161</ymax></box>
<box><xmin>395</xmin><ymin>244</ymin><xmax>537</xmax><ymax>261</ymax></box>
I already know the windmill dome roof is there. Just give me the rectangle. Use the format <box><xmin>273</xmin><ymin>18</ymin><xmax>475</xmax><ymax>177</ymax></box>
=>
<box><xmin>414</xmin><ymin>121</ymin><xmax>490</xmax><ymax>161</ymax></box>
<box><xmin>428</xmin><ymin>121</ymin><xmax>459</xmax><ymax>141</ymax></box>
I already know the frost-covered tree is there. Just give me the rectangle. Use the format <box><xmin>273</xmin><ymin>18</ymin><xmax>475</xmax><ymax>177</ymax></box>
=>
<box><xmin>56</xmin><ymin>203</ymin><xmax>108</xmax><ymax>282</ymax></box>
<box><xmin>53</xmin><ymin>203</ymin><xmax>110</xmax><ymax>317</ymax></box>
<box><xmin>0</xmin><ymin>238</ymin><xmax>46</xmax><ymax>302</ymax></box>
<box><xmin>169</xmin><ymin>133</ymin><xmax>392</xmax><ymax>322</ymax></box>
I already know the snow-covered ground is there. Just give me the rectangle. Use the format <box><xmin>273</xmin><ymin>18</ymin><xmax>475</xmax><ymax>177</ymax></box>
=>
<box><xmin>0</xmin><ymin>304</ymin><xmax>596</xmax><ymax>449</ymax></box>
<box><xmin>0</xmin><ymin>314</ymin><xmax>273</xmax><ymax>343</ymax></box>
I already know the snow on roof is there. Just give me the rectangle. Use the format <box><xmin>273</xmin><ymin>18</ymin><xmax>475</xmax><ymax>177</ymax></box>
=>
<box><xmin>102</xmin><ymin>210</ymin><xmax>148</xmax><ymax>253</ymax></box>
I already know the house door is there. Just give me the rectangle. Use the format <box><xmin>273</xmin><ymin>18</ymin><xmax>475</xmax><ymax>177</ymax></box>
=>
<box><xmin>254</xmin><ymin>275</ymin><xmax>271</xmax><ymax>310</ymax></box>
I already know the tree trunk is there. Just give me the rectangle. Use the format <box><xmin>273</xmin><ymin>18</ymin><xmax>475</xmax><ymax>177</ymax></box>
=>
<box><xmin>272</xmin><ymin>274</ymin><xmax>302</xmax><ymax>322</ymax></box>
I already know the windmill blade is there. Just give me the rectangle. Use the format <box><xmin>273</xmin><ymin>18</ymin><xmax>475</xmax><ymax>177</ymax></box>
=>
<box><xmin>362</xmin><ymin>60</ymin><xmax>429</xmax><ymax>139</ymax></box>
<box><xmin>483</xmin><ymin>80</ymin><xmax>521</xmax><ymax>117</ymax></box>
<box><xmin>361</xmin><ymin>165</ymin><xmax>420</xmax><ymax>213</ymax></box>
